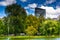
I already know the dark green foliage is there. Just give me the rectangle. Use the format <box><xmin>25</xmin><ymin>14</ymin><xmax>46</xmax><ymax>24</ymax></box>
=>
<box><xmin>5</xmin><ymin>4</ymin><xmax>27</xmax><ymax>35</ymax></box>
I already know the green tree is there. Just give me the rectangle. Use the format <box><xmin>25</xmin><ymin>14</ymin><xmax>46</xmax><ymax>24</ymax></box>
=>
<box><xmin>25</xmin><ymin>15</ymin><xmax>39</xmax><ymax>29</ymax></box>
<box><xmin>0</xmin><ymin>19</ymin><xmax>8</xmax><ymax>36</ymax></box>
<box><xmin>5</xmin><ymin>4</ymin><xmax>27</xmax><ymax>17</ymax></box>
<box><xmin>38</xmin><ymin>16</ymin><xmax>45</xmax><ymax>34</ymax></box>
<box><xmin>5</xmin><ymin>4</ymin><xmax>27</xmax><ymax>35</ymax></box>
<box><xmin>25</xmin><ymin>26</ymin><xmax>37</xmax><ymax>36</ymax></box>
<box><xmin>3</xmin><ymin>17</ymin><xmax>8</xmax><ymax>35</ymax></box>
<box><xmin>39</xmin><ymin>16</ymin><xmax>45</xmax><ymax>23</ymax></box>
<box><xmin>0</xmin><ymin>19</ymin><xmax>4</xmax><ymax>35</ymax></box>
<box><xmin>58</xmin><ymin>21</ymin><xmax>60</xmax><ymax>35</ymax></box>
<box><xmin>39</xmin><ymin>20</ymin><xmax>58</xmax><ymax>36</ymax></box>
<box><xmin>25</xmin><ymin>15</ymin><xmax>39</xmax><ymax>35</ymax></box>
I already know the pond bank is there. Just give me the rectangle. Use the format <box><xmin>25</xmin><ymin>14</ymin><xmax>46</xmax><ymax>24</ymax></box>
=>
<box><xmin>0</xmin><ymin>36</ymin><xmax>60</xmax><ymax>39</ymax></box>
<box><xmin>8</xmin><ymin>36</ymin><xmax>60</xmax><ymax>39</ymax></box>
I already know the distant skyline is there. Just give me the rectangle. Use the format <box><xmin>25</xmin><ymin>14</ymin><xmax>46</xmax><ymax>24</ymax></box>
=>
<box><xmin>0</xmin><ymin>0</ymin><xmax>60</xmax><ymax>18</ymax></box>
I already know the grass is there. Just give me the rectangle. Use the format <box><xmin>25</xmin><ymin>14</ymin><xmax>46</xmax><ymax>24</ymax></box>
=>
<box><xmin>0</xmin><ymin>36</ymin><xmax>60</xmax><ymax>39</ymax></box>
<box><xmin>9</xmin><ymin>36</ymin><xmax>60</xmax><ymax>39</ymax></box>
<box><xmin>9</xmin><ymin>36</ymin><xmax>45</xmax><ymax>39</ymax></box>
<box><xmin>0</xmin><ymin>36</ymin><xmax>8</xmax><ymax>38</ymax></box>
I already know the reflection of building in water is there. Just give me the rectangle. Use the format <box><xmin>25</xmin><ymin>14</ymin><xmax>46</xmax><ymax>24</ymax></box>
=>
<box><xmin>35</xmin><ymin>8</ymin><xmax>46</xmax><ymax>17</ymax></box>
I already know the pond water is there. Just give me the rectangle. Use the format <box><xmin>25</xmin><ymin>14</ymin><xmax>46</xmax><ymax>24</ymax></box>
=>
<box><xmin>10</xmin><ymin>38</ymin><xmax>60</xmax><ymax>40</ymax></box>
<box><xmin>0</xmin><ymin>38</ymin><xmax>60</xmax><ymax>40</ymax></box>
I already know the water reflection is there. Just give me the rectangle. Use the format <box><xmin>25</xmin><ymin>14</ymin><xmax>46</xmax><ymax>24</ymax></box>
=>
<box><xmin>10</xmin><ymin>38</ymin><xmax>60</xmax><ymax>40</ymax></box>
<box><xmin>55</xmin><ymin>38</ymin><xmax>60</xmax><ymax>40</ymax></box>
<box><xmin>6</xmin><ymin>38</ymin><xmax>10</xmax><ymax>40</ymax></box>
<box><xmin>10</xmin><ymin>38</ymin><xmax>44</xmax><ymax>40</ymax></box>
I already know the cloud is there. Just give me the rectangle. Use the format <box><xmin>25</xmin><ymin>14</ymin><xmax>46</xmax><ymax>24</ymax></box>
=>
<box><xmin>40</xmin><ymin>5</ymin><xmax>60</xmax><ymax>18</ymax></box>
<box><xmin>0</xmin><ymin>14</ymin><xmax>6</xmax><ymax>18</ymax></box>
<box><xmin>25</xmin><ymin>4</ymin><xmax>60</xmax><ymax>18</ymax></box>
<box><xmin>25</xmin><ymin>9</ymin><xmax>35</xmax><ymax>16</ymax></box>
<box><xmin>56</xmin><ymin>8</ymin><xmax>60</xmax><ymax>14</ymax></box>
<box><xmin>25</xmin><ymin>8</ymin><xmax>35</xmax><ymax>15</ymax></box>
<box><xmin>28</xmin><ymin>3</ymin><xmax>37</xmax><ymax>8</ymax></box>
<box><xmin>46</xmin><ymin>0</ymin><xmax>56</xmax><ymax>4</ymax></box>
<box><xmin>56</xmin><ymin>2</ymin><xmax>60</xmax><ymax>8</ymax></box>
<box><xmin>24</xmin><ymin>3</ymin><xmax>37</xmax><ymax>9</ymax></box>
<box><xmin>24</xmin><ymin>7</ymin><xmax>29</xmax><ymax>9</ymax></box>
<box><xmin>24</xmin><ymin>3</ymin><xmax>37</xmax><ymax>15</ymax></box>
<box><xmin>24</xmin><ymin>3</ymin><xmax>60</xmax><ymax>18</ymax></box>
<box><xmin>26</xmin><ymin>9</ymin><xmax>35</xmax><ymax>16</ymax></box>
<box><xmin>0</xmin><ymin>0</ymin><xmax>16</xmax><ymax>6</ymax></box>
<box><xmin>20</xmin><ymin>0</ymin><xmax>27</xmax><ymax>2</ymax></box>
<box><xmin>40</xmin><ymin>6</ymin><xmax>56</xmax><ymax>15</ymax></box>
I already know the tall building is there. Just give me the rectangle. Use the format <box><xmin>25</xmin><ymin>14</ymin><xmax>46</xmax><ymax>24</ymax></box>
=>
<box><xmin>35</xmin><ymin>8</ymin><xmax>46</xmax><ymax>17</ymax></box>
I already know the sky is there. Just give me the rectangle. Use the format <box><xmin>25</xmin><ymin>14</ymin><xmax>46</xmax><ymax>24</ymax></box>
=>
<box><xmin>0</xmin><ymin>0</ymin><xmax>60</xmax><ymax>18</ymax></box>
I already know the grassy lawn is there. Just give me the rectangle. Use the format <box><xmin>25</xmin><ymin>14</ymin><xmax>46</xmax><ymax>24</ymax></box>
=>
<box><xmin>9</xmin><ymin>36</ymin><xmax>45</xmax><ymax>39</ymax></box>
<box><xmin>0</xmin><ymin>36</ymin><xmax>60</xmax><ymax>39</ymax></box>
<box><xmin>9</xmin><ymin>36</ymin><xmax>60</xmax><ymax>39</ymax></box>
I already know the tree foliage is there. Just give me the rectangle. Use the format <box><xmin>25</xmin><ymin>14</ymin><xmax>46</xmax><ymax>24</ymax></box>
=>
<box><xmin>39</xmin><ymin>20</ymin><xmax>59</xmax><ymax>35</ymax></box>
<box><xmin>5</xmin><ymin>4</ymin><xmax>27</xmax><ymax>35</ymax></box>
<box><xmin>0</xmin><ymin>4</ymin><xmax>60</xmax><ymax>36</ymax></box>
<box><xmin>25</xmin><ymin>26</ymin><xmax>37</xmax><ymax>36</ymax></box>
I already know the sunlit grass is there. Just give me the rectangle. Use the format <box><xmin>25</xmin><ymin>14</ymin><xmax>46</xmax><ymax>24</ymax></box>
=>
<box><xmin>0</xmin><ymin>35</ymin><xmax>60</xmax><ymax>39</ymax></box>
<box><xmin>8</xmin><ymin>36</ymin><xmax>60</xmax><ymax>39</ymax></box>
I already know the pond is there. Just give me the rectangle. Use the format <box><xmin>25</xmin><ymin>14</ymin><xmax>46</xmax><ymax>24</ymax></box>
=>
<box><xmin>0</xmin><ymin>38</ymin><xmax>60</xmax><ymax>40</ymax></box>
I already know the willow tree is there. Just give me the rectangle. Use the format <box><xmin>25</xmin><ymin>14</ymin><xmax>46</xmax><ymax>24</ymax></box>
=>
<box><xmin>5</xmin><ymin>4</ymin><xmax>27</xmax><ymax>35</ymax></box>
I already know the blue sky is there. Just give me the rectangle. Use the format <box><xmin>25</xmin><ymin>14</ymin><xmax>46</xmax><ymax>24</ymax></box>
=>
<box><xmin>0</xmin><ymin>0</ymin><xmax>60</xmax><ymax>18</ymax></box>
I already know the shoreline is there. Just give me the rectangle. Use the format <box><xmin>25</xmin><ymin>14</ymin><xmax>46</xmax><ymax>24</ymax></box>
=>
<box><xmin>0</xmin><ymin>36</ymin><xmax>60</xmax><ymax>39</ymax></box>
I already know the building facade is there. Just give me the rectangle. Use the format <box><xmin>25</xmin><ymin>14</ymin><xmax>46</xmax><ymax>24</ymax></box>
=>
<box><xmin>35</xmin><ymin>8</ymin><xmax>46</xmax><ymax>17</ymax></box>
